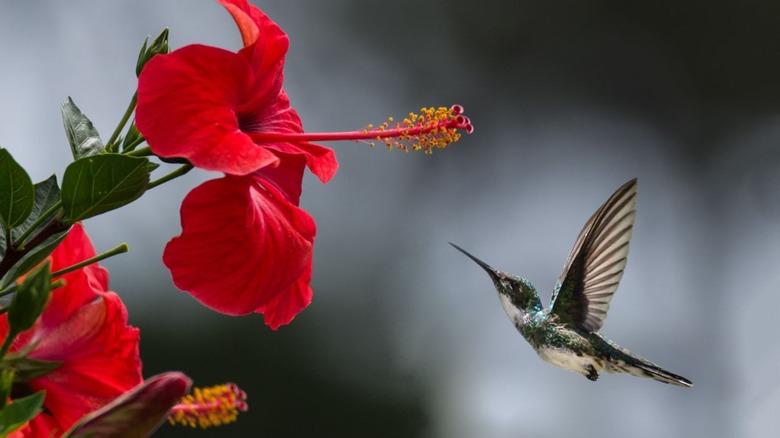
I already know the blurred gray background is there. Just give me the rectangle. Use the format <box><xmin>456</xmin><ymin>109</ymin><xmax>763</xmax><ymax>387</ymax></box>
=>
<box><xmin>2</xmin><ymin>0</ymin><xmax>779</xmax><ymax>437</ymax></box>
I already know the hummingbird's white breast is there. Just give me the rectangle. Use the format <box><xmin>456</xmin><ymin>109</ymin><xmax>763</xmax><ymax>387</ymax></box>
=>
<box><xmin>498</xmin><ymin>293</ymin><xmax>523</xmax><ymax>325</ymax></box>
<box><xmin>536</xmin><ymin>347</ymin><xmax>605</xmax><ymax>377</ymax></box>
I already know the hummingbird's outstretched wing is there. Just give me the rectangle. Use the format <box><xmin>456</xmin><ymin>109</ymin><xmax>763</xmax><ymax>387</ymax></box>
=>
<box><xmin>549</xmin><ymin>179</ymin><xmax>637</xmax><ymax>333</ymax></box>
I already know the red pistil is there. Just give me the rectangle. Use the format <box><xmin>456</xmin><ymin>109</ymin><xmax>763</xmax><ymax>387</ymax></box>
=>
<box><xmin>248</xmin><ymin>105</ymin><xmax>473</xmax><ymax>154</ymax></box>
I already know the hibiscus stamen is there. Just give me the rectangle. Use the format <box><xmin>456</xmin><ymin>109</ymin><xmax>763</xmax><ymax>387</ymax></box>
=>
<box><xmin>168</xmin><ymin>382</ymin><xmax>248</xmax><ymax>429</ymax></box>
<box><xmin>248</xmin><ymin>105</ymin><xmax>473</xmax><ymax>154</ymax></box>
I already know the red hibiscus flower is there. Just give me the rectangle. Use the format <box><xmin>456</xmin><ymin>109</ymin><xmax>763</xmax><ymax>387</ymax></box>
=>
<box><xmin>2</xmin><ymin>224</ymin><xmax>142</xmax><ymax>437</ymax></box>
<box><xmin>135</xmin><ymin>0</ymin><xmax>472</xmax><ymax>329</ymax></box>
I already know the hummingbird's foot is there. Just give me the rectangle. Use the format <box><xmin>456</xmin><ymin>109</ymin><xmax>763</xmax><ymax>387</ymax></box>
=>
<box><xmin>586</xmin><ymin>365</ymin><xmax>599</xmax><ymax>381</ymax></box>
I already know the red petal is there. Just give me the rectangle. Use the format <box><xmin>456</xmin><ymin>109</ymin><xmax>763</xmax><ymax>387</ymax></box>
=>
<box><xmin>239</xmin><ymin>89</ymin><xmax>339</xmax><ymax>184</ymax></box>
<box><xmin>163</xmin><ymin>176</ymin><xmax>316</xmax><ymax>319</ymax></box>
<box><xmin>137</xmin><ymin>45</ymin><xmax>280</xmax><ymax>175</ymax></box>
<box><xmin>23</xmin><ymin>292</ymin><xmax>141</xmax><ymax>430</ymax></box>
<box><xmin>253</xmin><ymin>152</ymin><xmax>306</xmax><ymax>205</ymax></box>
<box><xmin>217</xmin><ymin>0</ymin><xmax>290</xmax><ymax>96</ymax></box>
<box><xmin>47</xmin><ymin>224</ymin><xmax>111</xmax><ymax>323</ymax></box>
<box><xmin>217</xmin><ymin>0</ymin><xmax>289</xmax><ymax>54</ymax></box>
<box><xmin>255</xmin><ymin>92</ymin><xmax>338</xmax><ymax>183</ymax></box>
<box><xmin>216</xmin><ymin>0</ymin><xmax>262</xmax><ymax>47</ymax></box>
<box><xmin>255</xmin><ymin>263</ymin><xmax>313</xmax><ymax>330</ymax></box>
<box><xmin>12</xmin><ymin>414</ymin><xmax>59</xmax><ymax>438</ymax></box>
<box><xmin>49</xmin><ymin>223</ymin><xmax>95</xmax><ymax>271</ymax></box>
<box><xmin>273</xmin><ymin>140</ymin><xmax>338</xmax><ymax>184</ymax></box>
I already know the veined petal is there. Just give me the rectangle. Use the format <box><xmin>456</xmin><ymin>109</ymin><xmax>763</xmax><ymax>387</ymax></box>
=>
<box><xmin>163</xmin><ymin>176</ymin><xmax>316</xmax><ymax>322</ymax></box>
<box><xmin>137</xmin><ymin>44</ymin><xmax>280</xmax><ymax>175</ymax></box>
<box><xmin>12</xmin><ymin>415</ymin><xmax>58</xmax><ymax>438</ymax></box>
<box><xmin>255</xmin><ymin>263</ymin><xmax>313</xmax><ymax>330</ymax></box>
<box><xmin>24</xmin><ymin>292</ymin><xmax>142</xmax><ymax>433</ymax></box>
<box><xmin>48</xmin><ymin>223</ymin><xmax>96</xmax><ymax>272</ymax></box>
<box><xmin>253</xmin><ymin>152</ymin><xmax>306</xmax><ymax>205</ymax></box>
<box><xmin>40</xmin><ymin>223</ymin><xmax>107</xmax><ymax>325</ymax></box>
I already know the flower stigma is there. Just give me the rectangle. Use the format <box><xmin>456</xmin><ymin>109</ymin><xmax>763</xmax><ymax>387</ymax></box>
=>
<box><xmin>168</xmin><ymin>382</ymin><xmax>248</xmax><ymax>429</ymax></box>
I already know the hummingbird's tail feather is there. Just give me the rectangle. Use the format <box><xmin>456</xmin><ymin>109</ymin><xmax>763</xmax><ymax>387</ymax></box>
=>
<box><xmin>598</xmin><ymin>335</ymin><xmax>693</xmax><ymax>387</ymax></box>
<box><xmin>606</xmin><ymin>358</ymin><xmax>693</xmax><ymax>387</ymax></box>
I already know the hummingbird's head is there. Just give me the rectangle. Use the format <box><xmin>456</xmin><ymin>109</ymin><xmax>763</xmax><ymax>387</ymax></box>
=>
<box><xmin>449</xmin><ymin>242</ymin><xmax>542</xmax><ymax>314</ymax></box>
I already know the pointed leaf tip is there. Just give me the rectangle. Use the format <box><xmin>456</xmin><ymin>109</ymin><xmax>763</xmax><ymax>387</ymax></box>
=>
<box><xmin>61</xmin><ymin>97</ymin><xmax>105</xmax><ymax>159</ymax></box>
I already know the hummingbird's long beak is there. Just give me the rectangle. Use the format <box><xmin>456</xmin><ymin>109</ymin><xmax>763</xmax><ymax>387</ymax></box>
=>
<box><xmin>449</xmin><ymin>242</ymin><xmax>501</xmax><ymax>283</ymax></box>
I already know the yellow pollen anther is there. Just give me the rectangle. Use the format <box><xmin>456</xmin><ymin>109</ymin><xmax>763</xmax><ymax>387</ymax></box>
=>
<box><xmin>168</xmin><ymin>383</ymin><xmax>248</xmax><ymax>429</ymax></box>
<box><xmin>357</xmin><ymin>106</ymin><xmax>472</xmax><ymax>154</ymax></box>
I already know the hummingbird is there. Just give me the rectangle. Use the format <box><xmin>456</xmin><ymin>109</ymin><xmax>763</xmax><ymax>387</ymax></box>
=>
<box><xmin>451</xmin><ymin>179</ymin><xmax>692</xmax><ymax>387</ymax></box>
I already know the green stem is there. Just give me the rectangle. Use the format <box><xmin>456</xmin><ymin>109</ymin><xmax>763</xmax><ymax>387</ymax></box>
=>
<box><xmin>15</xmin><ymin>201</ymin><xmax>63</xmax><ymax>250</ymax></box>
<box><xmin>0</xmin><ymin>330</ymin><xmax>17</xmax><ymax>359</ymax></box>
<box><xmin>107</xmin><ymin>92</ymin><xmax>138</xmax><ymax>152</ymax></box>
<box><xmin>0</xmin><ymin>243</ymin><xmax>128</xmax><ymax>298</ymax></box>
<box><xmin>51</xmin><ymin>243</ymin><xmax>129</xmax><ymax>278</ymax></box>
<box><xmin>125</xmin><ymin>146</ymin><xmax>152</xmax><ymax>157</ymax></box>
<box><xmin>0</xmin><ymin>286</ymin><xmax>13</xmax><ymax>299</ymax></box>
<box><xmin>147</xmin><ymin>164</ymin><xmax>193</xmax><ymax>190</ymax></box>
<box><xmin>123</xmin><ymin>135</ymin><xmax>146</xmax><ymax>153</ymax></box>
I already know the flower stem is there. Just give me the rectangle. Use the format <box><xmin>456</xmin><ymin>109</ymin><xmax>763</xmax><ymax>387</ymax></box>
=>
<box><xmin>0</xmin><ymin>331</ymin><xmax>15</xmax><ymax>359</ymax></box>
<box><xmin>107</xmin><ymin>92</ymin><xmax>138</xmax><ymax>152</ymax></box>
<box><xmin>147</xmin><ymin>164</ymin><xmax>193</xmax><ymax>190</ymax></box>
<box><xmin>248</xmin><ymin>128</ymin><xmax>416</xmax><ymax>143</ymax></box>
<box><xmin>51</xmin><ymin>243</ymin><xmax>129</xmax><ymax>278</ymax></box>
<box><xmin>125</xmin><ymin>146</ymin><xmax>152</xmax><ymax>157</ymax></box>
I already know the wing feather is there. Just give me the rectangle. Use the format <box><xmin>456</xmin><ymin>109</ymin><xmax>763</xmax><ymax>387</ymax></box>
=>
<box><xmin>549</xmin><ymin>179</ymin><xmax>638</xmax><ymax>332</ymax></box>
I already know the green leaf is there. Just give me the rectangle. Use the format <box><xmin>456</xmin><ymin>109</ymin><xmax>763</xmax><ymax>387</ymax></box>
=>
<box><xmin>11</xmin><ymin>175</ymin><xmax>61</xmax><ymax>244</ymax></box>
<box><xmin>0</xmin><ymin>391</ymin><xmax>45</xmax><ymax>437</ymax></box>
<box><xmin>62</xmin><ymin>97</ymin><xmax>105</xmax><ymax>160</ymax></box>
<box><xmin>0</xmin><ymin>176</ymin><xmax>67</xmax><ymax>288</ymax></box>
<box><xmin>2</xmin><ymin>356</ymin><xmax>61</xmax><ymax>383</ymax></box>
<box><xmin>7</xmin><ymin>262</ymin><xmax>52</xmax><ymax>334</ymax></box>
<box><xmin>0</xmin><ymin>229</ymin><xmax>69</xmax><ymax>289</ymax></box>
<box><xmin>0</xmin><ymin>149</ymin><xmax>34</xmax><ymax>229</ymax></box>
<box><xmin>61</xmin><ymin>155</ymin><xmax>150</xmax><ymax>222</ymax></box>
<box><xmin>0</xmin><ymin>369</ymin><xmax>14</xmax><ymax>411</ymax></box>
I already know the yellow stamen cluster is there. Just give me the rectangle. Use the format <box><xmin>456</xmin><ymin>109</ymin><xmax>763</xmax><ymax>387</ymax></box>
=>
<box><xmin>362</xmin><ymin>105</ymin><xmax>473</xmax><ymax>154</ymax></box>
<box><xmin>168</xmin><ymin>383</ymin><xmax>248</xmax><ymax>429</ymax></box>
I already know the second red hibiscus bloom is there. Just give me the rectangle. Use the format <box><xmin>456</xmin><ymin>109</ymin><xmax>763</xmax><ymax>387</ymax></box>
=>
<box><xmin>2</xmin><ymin>224</ymin><xmax>142</xmax><ymax>437</ymax></box>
